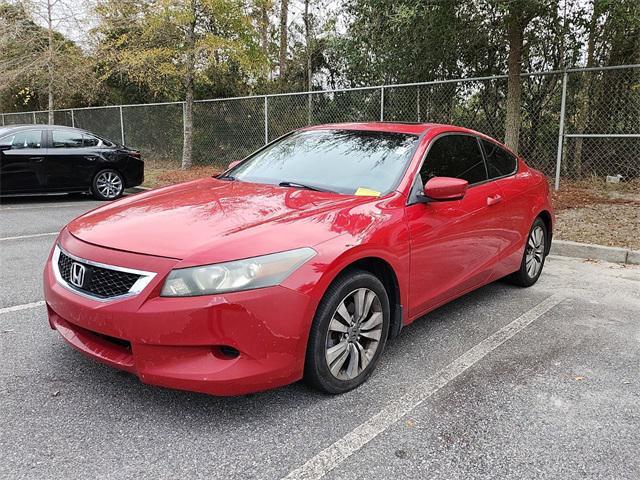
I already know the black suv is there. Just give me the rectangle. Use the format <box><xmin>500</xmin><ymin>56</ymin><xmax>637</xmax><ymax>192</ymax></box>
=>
<box><xmin>0</xmin><ymin>125</ymin><xmax>144</xmax><ymax>200</ymax></box>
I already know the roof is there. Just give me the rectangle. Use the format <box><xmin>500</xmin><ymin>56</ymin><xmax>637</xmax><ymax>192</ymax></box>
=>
<box><xmin>301</xmin><ymin>121</ymin><xmax>492</xmax><ymax>137</ymax></box>
<box><xmin>303</xmin><ymin>122</ymin><xmax>433</xmax><ymax>135</ymax></box>
<box><xmin>0</xmin><ymin>124</ymin><xmax>83</xmax><ymax>134</ymax></box>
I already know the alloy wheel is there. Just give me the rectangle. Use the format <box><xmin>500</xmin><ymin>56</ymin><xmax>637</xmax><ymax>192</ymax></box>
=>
<box><xmin>525</xmin><ymin>225</ymin><xmax>545</xmax><ymax>278</ymax></box>
<box><xmin>95</xmin><ymin>171</ymin><xmax>123</xmax><ymax>199</ymax></box>
<box><xmin>325</xmin><ymin>288</ymin><xmax>383</xmax><ymax>380</ymax></box>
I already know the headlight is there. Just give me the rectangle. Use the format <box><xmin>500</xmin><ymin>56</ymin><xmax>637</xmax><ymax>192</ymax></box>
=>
<box><xmin>160</xmin><ymin>247</ymin><xmax>316</xmax><ymax>297</ymax></box>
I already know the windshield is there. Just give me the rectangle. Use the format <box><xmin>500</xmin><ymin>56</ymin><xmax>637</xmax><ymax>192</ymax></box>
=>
<box><xmin>227</xmin><ymin>129</ymin><xmax>419</xmax><ymax>195</ymax></box>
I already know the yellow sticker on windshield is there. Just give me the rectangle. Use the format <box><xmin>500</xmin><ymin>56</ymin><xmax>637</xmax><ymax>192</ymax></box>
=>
<box><xmin>354</xmin><ymin>187</ymin><xmax>381</xmax><ymax>197</ymax></box>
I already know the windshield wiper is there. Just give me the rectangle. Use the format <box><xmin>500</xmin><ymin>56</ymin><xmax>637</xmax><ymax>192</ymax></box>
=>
<box><xmin>217</xmin><ymin>174</ymin><xmax>236</xmax><ymax>181</ymax></box>
<box><xmin>278</xmin><ymin>181</ymin><xmax>336</xmax><ymax>193</ymax></box>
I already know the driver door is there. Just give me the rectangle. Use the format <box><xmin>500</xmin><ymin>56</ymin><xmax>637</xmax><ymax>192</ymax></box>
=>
<box><xmin>405</xmin><ymin>133</ymin><xmax>506</xmax><ymax>318</ymax></box>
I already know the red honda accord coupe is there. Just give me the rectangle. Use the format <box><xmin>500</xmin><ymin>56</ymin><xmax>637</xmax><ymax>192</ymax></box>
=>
<box><xmin>44</xmin><ymin>122</ymin><xmax>553</xmax><ymax>396</ymax></box>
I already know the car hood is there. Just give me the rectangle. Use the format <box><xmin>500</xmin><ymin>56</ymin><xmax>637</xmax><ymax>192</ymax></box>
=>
<box><xmin>68</xmin><ymin>178</ymin><xmax>382</xmax><ymax>265</ymax></box>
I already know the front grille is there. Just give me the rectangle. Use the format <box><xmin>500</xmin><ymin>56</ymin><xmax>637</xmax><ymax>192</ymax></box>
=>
<box><xmin>58</xmin><ymin>251</ymin><xmax>141</xmax><ymax>299</ymax></box>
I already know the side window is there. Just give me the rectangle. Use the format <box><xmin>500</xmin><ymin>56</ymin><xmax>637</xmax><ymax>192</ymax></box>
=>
<box><xmin>83</xmin><ymin>134</ymin><xmax>100</xmax><ymax>147</ymax></box>
<box><xmin>481</xmin><ymin>139</ymin><xmax>517</xmax><ymax>179</ymax></box>
<box><xmin>0</xmin><ymin>135</ymin><xmax>14</xmax><ymax>148</ymax></box>
<box><xmin>52</xmin><ymin>130</ymin><xmax>84</xmax><ymax>148</ymax></box>
<box><xmin>3</xmin><ymin>131</ymin><xmax>42</xmax><ymax>149</ymax></box>
<box><xmin>420</xmin><ymin>135</ymin><xmax>487</xmax><ymax>185</ymax></box>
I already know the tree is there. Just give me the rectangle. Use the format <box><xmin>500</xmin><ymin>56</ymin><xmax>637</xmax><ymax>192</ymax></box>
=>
<box><xmin>0</xmin><ymin>0</ymin><xmax>100</xmax><ymax>116</ymax></box>
<box><xmin>334</xmin><ymin>0</ymin><xmax>466</xmax><ymax>86</ymax></box>
<box><xmin>94</xmin><ymin>0</ymin><xmax>263</xmax><ymax>168</ymax></box>
<box><xmin>497</xmin><ymin>0</ymin><xmax>555</xmax><ymax>152</ymax></box>
<box><xmin>279</xmin><ymin>0</ymin><xmax>289</xmax><ymax>79</ymax></box>
<box><xmin>572</xmin><ymin>0</ymin><xmax>640</xmax><ymax>175</ymax></box>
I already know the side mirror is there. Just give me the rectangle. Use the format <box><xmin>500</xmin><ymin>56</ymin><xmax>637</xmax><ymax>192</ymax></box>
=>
<box><xmin>418</xmin><ymin>177</ymin><xmax>468</xmax><ymax>202</ymax></box>
<box><xmin>0</xmin><ymin>145</ymin><xmax>11</xmax><ymax>152</ymax></box>
<box><xmin>228</xmin><ymin>160</ymin><xmax>241</xmax><ymax>169</ymax></box>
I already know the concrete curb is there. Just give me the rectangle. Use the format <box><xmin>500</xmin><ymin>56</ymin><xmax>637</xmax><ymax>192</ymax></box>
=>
<box><xmin>125</xmin><ymin>186</ymin><xmax>151</xmax><ymax>193</ymax></box>
<box><xmin>551</xmin><ymin>240</ymin><xmax>640</xmax><ymax>265</ymax></box>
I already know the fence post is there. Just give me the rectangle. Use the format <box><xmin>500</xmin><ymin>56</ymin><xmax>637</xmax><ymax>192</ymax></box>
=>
<box><xmin>554</xmin><ymin>72</ymin><xmax>568</xmax><ymax>191</ymax></box>
<box><xmin>70</xmin><ymin>109</ymin><xmax>75</xmax><ymax>128</ymax></box>
<box><xmin>32</xmin><ymin>112</ymin><xmax>36</xmax><ymax>124</ymax></box>
<box><xmin>380</xmin><ymin>87</ymin><xmax>385</xmax><ymax>121</ymax></box>
<box><xmin>308</xmin><ymin>92</ymin><xmax>312</xmax><ymax>125</ymax></box>
<box><xmin>1</xmin><ymin>114</ymin><xmax>4</xmax><ymax>126</ymax></box>
<box><xmin>264</xmin><ymin>96</ymin><xmax>269</xmax><ymax>145</ymax></box>
<box><xmin>119</xmin><ymin>106</ymin><xmax>125</xmax><ymax>145</ymax></box>
<box><xmin>417</xmin><ymin>86</ymin><xmax>421</xmax><ymax>122</ymax></box>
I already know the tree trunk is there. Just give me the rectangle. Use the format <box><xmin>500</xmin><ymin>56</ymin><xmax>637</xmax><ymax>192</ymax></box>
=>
<box><xmin>504</xmin><ymin>14</ymin><xmax>524</xmax><ymax>152</ymax></box>
<box><xmin>260</xmin><ymin>1</ymin><xmax>269</xmax><ymax>55</ymax></box>
<box><xmin>181</xmin><ymin>3</ymin><xmax>196</xmax><ymax>170</ymax></box>
<box><xmin>303</xmin><ymin>0</ymin><xmax>312</xmax><ymax>91</ymax></box>
<box><xmin>279</xmin><ymin>0</ymin><xmax>288</xmax><ymax>79</ymax></box>
<box><xmin>47</xmin><ymin>0</ymin><xmax>54</xmax><ymax>125</ymax></box>
<box><xmin>572</xmin><ymin>1</ymin><xmax>599</xmax><ymax>177</ymax></box>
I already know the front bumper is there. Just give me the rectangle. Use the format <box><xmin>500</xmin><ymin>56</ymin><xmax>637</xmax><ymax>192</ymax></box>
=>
<box><xmin>44</xmin><ymin>231</ymin><xmax>317</xmax><ymax>396</ymax></box>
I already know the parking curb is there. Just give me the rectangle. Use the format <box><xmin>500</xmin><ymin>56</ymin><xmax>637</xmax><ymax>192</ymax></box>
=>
<box><xmin>551</xmin><ymin>240</ymin><xmax>640</xmax><ymax>265</ymax></box>
<box><xmin>126</xmin><ymin>186</ymin><xmax>151</xmax><ymax>193</ymax></box>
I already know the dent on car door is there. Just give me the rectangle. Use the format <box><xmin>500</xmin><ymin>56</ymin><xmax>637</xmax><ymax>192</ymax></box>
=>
<box><xmin>0</xmin><ymin>130</ymin><xmax>46</xmax><ymax>193</ymax></box>
<box><xmin>46</xmin><ymin>130</ymin><xmax>98</xmax><ymax>189</ymax></box>
<box><xmin>405</xmin><ymin>134</ymin><xmax>506</xmax><ymax>318</ymax></box>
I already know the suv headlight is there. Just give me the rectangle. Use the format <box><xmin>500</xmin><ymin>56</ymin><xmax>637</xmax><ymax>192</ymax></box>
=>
<box><xmin>160</xmin><ymin>247</ymin><xmax>316</xmax><ymax>297</ymax></box>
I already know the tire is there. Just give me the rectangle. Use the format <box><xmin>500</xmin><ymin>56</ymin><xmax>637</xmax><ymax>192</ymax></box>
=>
<box><xmin>92</xmin><ymin>169</ymin><xmax>124</xmax><ymax>201</ymax></box>
<box><xmin>508</xmin><ymin>217</ymin><xmax>548</xmax><ymax>287</ymax></box>
<box><xmin>304</xmin><ymin>269</ymin><xmax>390</xmax><ymax>394</ymax></box>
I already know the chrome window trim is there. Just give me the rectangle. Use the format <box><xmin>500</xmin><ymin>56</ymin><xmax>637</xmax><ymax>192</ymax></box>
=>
<box><xmin>52</xmin><ymin>245</ymin><xmax>157</xmax><ymax>302</ymax></box>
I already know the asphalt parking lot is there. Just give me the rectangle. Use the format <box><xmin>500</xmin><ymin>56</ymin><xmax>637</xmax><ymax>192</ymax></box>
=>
<box><xmin>1</xmin><ymin>194</ymin><xmax>639</xmax><ymax>480</ymax></box>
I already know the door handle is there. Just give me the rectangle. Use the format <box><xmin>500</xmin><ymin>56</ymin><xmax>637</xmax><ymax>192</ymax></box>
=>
<box><xmin>29</xmin><ymin>156</ymin><xmax>45</xmax><ymax>162</ymax></box>
<box><xmin>487</xmin><ymin>194</ymin><xmax>502</xmax><ymax>206</ymax></box>
<box><xmin>84</xmin><ymin>156</ymin><xmax>97</xmax><ymax>161</ymax></box>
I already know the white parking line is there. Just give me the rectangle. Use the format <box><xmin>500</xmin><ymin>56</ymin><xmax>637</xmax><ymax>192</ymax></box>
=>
<box><xmin>282</xmin><ymin>293</ymin><xmax>565</xmax><ymax>480</ymax></box>
<box><xmin>0</xmin><ymin>232</ymin><xmax>58</xmax><ymax>242</ymax></box>
<box><xmin>0</xmin><ymin>301</ymin><xmax>46</xmax><ymax>315</ymax></box>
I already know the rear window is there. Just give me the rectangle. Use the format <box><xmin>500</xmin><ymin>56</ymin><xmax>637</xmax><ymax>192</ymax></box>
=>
<box><xmin>481</xmin><ymin>139</ymin><xmax>517</xmax><ymax>179</ymax></box>
<box><xmin>83</xmin><ymin>134</ymin><xmax>100</xmax><ymax>147</ymax></box>
<box><xmin>52</xmin><ymin>130</ymin><xmax>84</xmax><ymax>148</ymax></box>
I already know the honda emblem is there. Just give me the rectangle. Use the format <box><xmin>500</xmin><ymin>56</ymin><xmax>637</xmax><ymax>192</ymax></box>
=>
<box><xmin>69</xmin><ymin>262</ymin><xmax>86</xmax><ymax>288</ymax></box>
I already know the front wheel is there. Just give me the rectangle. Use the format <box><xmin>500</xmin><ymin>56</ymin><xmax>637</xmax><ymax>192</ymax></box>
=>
<box><xmin>508</xmin><ymin>217</ymin><xmax>548</xmax><ymax>287</ymax></box>
<box><xmin>304</xmin><ymin>270</ymin><xmax>390</xmax><ymax>394</ymax></box>
<box><xmin>92</xmin><ymin>169</ymin><xmax>124</xmax><ymax>201</ymax></box>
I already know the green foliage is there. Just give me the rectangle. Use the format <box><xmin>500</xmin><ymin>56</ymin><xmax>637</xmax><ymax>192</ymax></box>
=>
<box><xmin>0</xmin><ymin>1</ymin><xmax>102</xmax><ymax>112</ymax></box>
<box><xmin>93</xmin><ymin>0</ymin><xmax>265</xmax><ymax>102</ymax></box>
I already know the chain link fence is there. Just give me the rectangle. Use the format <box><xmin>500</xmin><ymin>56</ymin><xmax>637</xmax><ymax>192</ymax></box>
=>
<box><xmin>1</xmin><ymin>65</ymin><xmax>638</xmax><ymax>187</ymax></box>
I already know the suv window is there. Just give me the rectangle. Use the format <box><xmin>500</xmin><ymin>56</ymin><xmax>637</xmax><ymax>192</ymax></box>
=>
<box><xmin>481</xmin><ymin>139</ymin><xmax>517</xmax><ymax>179</ymax></box>
<box><xmin>421</xmin><ymin>134</ymin><xmax>487</xmax><ymax>185</ymax></box>
<box><xmin>52</xmin><ymin>130</ymin><xmax>84</xmax><ymax>148</ymax></box>
<box><xmin>0</xmin><ymin>130</ymin><xmax>43</xmax><ymax>149</ymax></box>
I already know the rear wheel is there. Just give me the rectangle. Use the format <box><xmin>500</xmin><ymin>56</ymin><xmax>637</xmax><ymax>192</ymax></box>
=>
<box><xmin>508</xmin><ymin>217</ymin><xmax>548</xmax><ymax>287</ymax></box>
<box><xmin>305</xmin><ymin>270</ymin><xmax>390</xmax><ymax>394</ymax></box>
<box><xmin>92</xmin><ymin>169</ymin><xmax>124</xmax><ymax>200</ymax></box>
